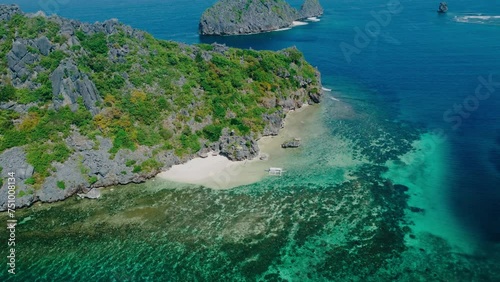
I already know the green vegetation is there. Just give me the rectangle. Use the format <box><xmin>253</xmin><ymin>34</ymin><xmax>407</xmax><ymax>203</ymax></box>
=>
<box><xmin>0</xmin><ymin>12</ymin><xmax>319</xmax><ymax>183</ymax></box>
<box><xmin>26</xmin><ymin>142</ymin><xmax>71</xmax><ymax>178</ymax></box>
<box><xmin>77</xmin><ymin>31</ymin><xmax>109</xmax><ymax>55</ymax></box>
<box><xmin>56</xmin><ymin>180</ymin><xmax>66</xmax><ymax>190</ymax></box>
<box><xmin>202</xmin><ymin>124</ymin><xmax>224</xmax><ymax>142</ymax></box>
<box><xmin>132</xmin><ymin>165</ymin><xmax>142</xmax><ymax>173</ymax></box>
<box><xmin>140</xmin><ymin>158</ymin><xmax>162</xmax><ymax>173</ymax></box>
<box><xmin>39</xmin><ymin>50</ymin><xmax>66</xmax><ymax>71</ymax></box>
<box><xmin>0</xmin><ymin>84</ymin><xmax>16</xmax><ymax>102</ymax></box>
<box><xmin>24</xmin><ymin>177</ymin><xmax>36</xmax><ymax>185</ymax></box>
<box><xmin>89</xmin><ymin>176</ymin><xmax>98</xmax><ymax>185</ymax></box>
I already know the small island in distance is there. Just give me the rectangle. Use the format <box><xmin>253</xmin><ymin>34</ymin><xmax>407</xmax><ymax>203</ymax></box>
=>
<box><xmin>199</xmin><ymin>0</ymin><xmax>324</xmax><ymax>36</ymax></box>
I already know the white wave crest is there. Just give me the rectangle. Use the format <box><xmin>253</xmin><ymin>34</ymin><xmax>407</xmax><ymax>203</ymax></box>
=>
<box><xmin>454</xmin><ymin>14</ymin><xmax>500</xmax><ymax>25</ymax></box>
<box><xmin>306</xmin><ymin>17</ymin><xmax>321</xmax><ymax>22</ymax></box>
<box><xmin>292</xmin><ymin>21</ymin><xmax>309</xmax><ymax>26</ymax></box>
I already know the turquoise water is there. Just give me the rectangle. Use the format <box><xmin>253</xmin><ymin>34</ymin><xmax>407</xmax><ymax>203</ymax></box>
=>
<box><xmin>1</xmin><ymin>0</ymin><xmax>500</xmax><ymax>280</ymax></box>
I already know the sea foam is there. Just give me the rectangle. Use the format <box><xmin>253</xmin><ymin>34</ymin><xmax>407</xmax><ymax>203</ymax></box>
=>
<box><xmin>454</xmin><ymin>14</ymin><xmax>500</xmax><ymax>25</ymax></box>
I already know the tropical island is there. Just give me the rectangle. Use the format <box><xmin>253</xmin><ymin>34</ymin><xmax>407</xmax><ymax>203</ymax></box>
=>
<box><xmin>0</xmin><ymin>5</ymin><xmax>322</xmax><ymax>210</ymax></box>
<box><xmin>199</xmin><ymin>0</ymin><xmax>324</xmax><ymax>36</ymax></box>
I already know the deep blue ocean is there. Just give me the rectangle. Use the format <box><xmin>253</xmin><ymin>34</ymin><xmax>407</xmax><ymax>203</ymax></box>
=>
<box><xmin>2</xmin><ymin>0</ymin><xmax>500</xmax><ymax>280</ymax></box>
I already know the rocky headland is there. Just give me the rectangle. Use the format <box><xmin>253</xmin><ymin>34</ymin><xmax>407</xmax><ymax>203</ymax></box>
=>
<box><xmin>199</xmin><ymin>0</ymin><xmax>324</xmax><ymax>36</ymax></box>
<box><xmin>0</xmin><ymin>5</ymin><xmax>322</xmax><ymax>210</ymax></box>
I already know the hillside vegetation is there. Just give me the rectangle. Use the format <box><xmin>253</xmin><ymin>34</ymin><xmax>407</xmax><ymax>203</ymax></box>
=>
<box><xmin>0</xmin><ymin>5</ymin><xmax>321</xmax><ymax>209</ymax></box>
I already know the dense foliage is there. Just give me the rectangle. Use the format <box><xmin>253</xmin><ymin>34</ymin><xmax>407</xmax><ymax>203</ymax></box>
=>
<box><xmin>0</xmin><ymin>13</ymin><xmax>319</xmax><ymax>184</ymax></box>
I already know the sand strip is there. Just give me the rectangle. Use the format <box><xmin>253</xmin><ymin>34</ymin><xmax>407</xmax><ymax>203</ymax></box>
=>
<box><xmin>156</xmin><ymin>104</ymin><xmax>320</xmax><ymax>189</ymax></box>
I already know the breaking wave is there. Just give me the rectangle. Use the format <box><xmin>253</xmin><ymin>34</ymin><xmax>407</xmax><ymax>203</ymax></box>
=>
<box><xmin>453</xmin><ymin>14</ymin><xmax>500</xmax><ymax>26</ymax></box>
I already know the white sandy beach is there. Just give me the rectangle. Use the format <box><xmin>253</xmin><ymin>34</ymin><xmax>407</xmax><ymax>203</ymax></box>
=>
<box><xmin>157</xmin><ymin>104</ymin><xmax>320</xmax><ymax>189</ymax></box>
<box><xmin>156</xmin><ymin>153</ymin><xmax>266</xmax><ymax>189</ymax></box>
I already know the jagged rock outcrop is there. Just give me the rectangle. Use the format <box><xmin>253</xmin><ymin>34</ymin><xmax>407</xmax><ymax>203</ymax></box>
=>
<box><xmin>0</xmin><ymin>5</ymin><xmax>322</xmax><ymax>211</ymax></box>
<box><xmin>34</xmin><ymin>36</ymin><xmax>53</xmax><ymax>56</ymax></box>
<box><xmin>7</xmin><ymin>40</ymin><xmax>38</xmax><ymax>82</ymax></box>
<box><xmin>199</xmin><ymin>0</ymin><xmax>323</xmax><ymax>35</ymax></box>
<box><xmin>0</xmin><ymin>148</ymin><xmax>36</xmax><ymax>209</ymax></box>
<box><xmin>281</xmin><ymin>138</ymin><xmax>301</xmax><ymax>148</ymax></box>
<box><xmin>438</xmin><ymin>2</ymin><xmax>448</xmax><ymax>13</ymax></box>
<box><xmin>50</xmin><ymin>59</ymin><xmax>102</xmax><ymax>115</ymax></box>
<box><xmin>299</xmin><ymin>0</ymin><xmax>324</xmax><ymax>19</ymax></box>
<box><xmin>214</xmin><ymin>129</ymin><xmax>260</xmax><ymax>161</ymax></box>
<box><xmin>0</xmin><ymin>4</ymin><xmax>20</xmax><ymax>21</ymax></box>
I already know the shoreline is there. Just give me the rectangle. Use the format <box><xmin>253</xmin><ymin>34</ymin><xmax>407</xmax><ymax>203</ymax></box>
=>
<box><xmin>156</xmin><ymin>104</ymin><xmax>320</xmax><ymax>189</ymax></box>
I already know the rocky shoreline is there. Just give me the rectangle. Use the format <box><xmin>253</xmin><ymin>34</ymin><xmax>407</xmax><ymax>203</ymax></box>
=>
<box><xmin>199</xmin><ymin>0</ymin><xmax>324</xmax><ymax>36</ymax></box>
<box><xmin>0</xmin><ymin>99</ymin><xmax>320</xmax><ymax>210</ymax></box>
<box><xmin>0</xmin><ymin>5</ymin><xmax>322</xmax><ymax>211</ymax></box>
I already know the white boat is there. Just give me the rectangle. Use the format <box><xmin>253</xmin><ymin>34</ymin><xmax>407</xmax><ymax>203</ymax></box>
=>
<box><xmin>267</xmin><ymin>167</ymin><xmax>285</xmax><ymax>176</ymax></box>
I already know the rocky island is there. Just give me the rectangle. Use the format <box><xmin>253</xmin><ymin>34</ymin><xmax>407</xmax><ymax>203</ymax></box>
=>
<box><xmin>281</xmin><ymin>138</ymin><xmax>301</xmax><ymax>148</ymax></box>
<box><xmin>0</xmin><ymin>5</ymin><xmax>322</xmax><ymax>210</ymax></box>
<box><xmin>199</xmin><ymin>0</ymin><xmax>324</xmax><ymax>36</ymax></box>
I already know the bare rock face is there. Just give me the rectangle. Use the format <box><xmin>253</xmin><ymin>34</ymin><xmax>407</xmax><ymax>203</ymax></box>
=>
<box><xmin>34</xmin><ymin>36</ymin><xmax>53</xmax><ymax>56</ymax></box>
<box><xmin>199</xmin><ymin>0</ymin><xmax>324</xmax><ymax>35</ymax></box>
<box><xmin>281</xmin><ymin>138</ymin><xmax>301</xmax><ymax>148</ymax></box>
<box><xmin>0</xmin><ymin>147</ymin><xmax>36</xmax><ymax>210</ymax></box>
<box><xmin>299</xmin><ymin>0</ymin><xmax>324</xmax><ymax>19</ymax></box>
<box><xmin>0</xmin><ymin>5</ymin><xmax>324</xmax><ymax>211</ymax></box>
<box><xmin>7</xmin><ymin>40</ymin><xmax>38</xmax><ymax>82</ymax></box>
<box><xmin>213</xmin><ymin>129</ymin><xmax>260</xmax><ymax>161</ymax></box>
<box><xmin>50</xmin><ymin>59</ymin><xmax>102</xmax><ymax>115</ymax></box>
<box><xmin>0</xmin><ymin>4</ymin><xmax>20</xmax><ymax>21</ymax></box>
<box><xmin>199</xmin><ymin>0</ymin><xmax>299</xmax><ymax>35</ymax></box>
<box><xmin>200</xmin><ymin>0</ymin><xmax>298</xmax><ymax>35</ymax></box>
<box><xmin>438</xmin><ymin>2</ymin><xmax>448</xmax><ymax>13</ymax></box>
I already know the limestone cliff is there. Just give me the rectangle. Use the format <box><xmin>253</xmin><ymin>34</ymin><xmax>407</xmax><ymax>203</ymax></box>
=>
<box><xmin>0</xmin><ymin>5</ymin><xmax>322</xmax><ymax>210</ymax></box>
<box><xmin>199</xmin><ymin>0</ymin><xmax>323</xmax><ymax>35</ymax></box>
<box><xmin>299</xmin><ymin>0</ymin><xmax>324</xmax><ymax>19</ymax></box>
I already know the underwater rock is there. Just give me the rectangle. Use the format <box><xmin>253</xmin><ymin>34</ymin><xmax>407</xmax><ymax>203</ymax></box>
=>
<box><xmin>393</xmin><ymin>184</ymin><xmax>409</xmax><ymax>192</ymax></box>
<box><xmin>409</xmin><ymin>206</ymin><xmax>425</xmax><ymax>213</ymax></box>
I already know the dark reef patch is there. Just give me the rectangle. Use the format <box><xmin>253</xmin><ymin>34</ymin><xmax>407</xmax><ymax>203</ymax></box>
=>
<box><xmin>409</xmin><ymin>206</ymin><xmax>425</xmax><ymax>213</ymax></box>
<box><xmin>394</xmin><ymin>184</ymin><xmax>409</xmax><ymax>193</ymax></box>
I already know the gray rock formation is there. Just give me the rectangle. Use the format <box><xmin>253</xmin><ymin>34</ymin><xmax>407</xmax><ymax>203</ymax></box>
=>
<box><xmin>438</xmin><ymin>2</ymin><xmax>448</xmax><ymax>13</ymax></box>
<box><xmin>77</xmin><ymin>188</ymin><xmax>101</xmax><ymax>199</ymax></box>
<box><xmin>0</xmin><ymin>4</ymin><xmax>20</xmax><ymax>21</ymax></box>
<box><xmin>209</xmin><ymin>128</ymin><xmax>260</xmax><ymax>161</ymax></box>
<box><xmin>51</xmin><ymin>59</ymin><xmax>102</xmax><ymax>115</ymax></box>
<box><xmin>7</xmin><ymin>40</ymin><xmax>38</xmax><ymax>82</ymax></box>
<box><xmin>262</xmin><ymin>112</ymin><xmax>284</xmax><ymax>136</ymax></box>
<box><xmin>0</xmin><ymin>132</ymin><xmax>181</xmax><ymax>210</ymax></box>
<box><xmin>299</xmin><ymin>0</ymin><xmax>324</xmax><ymax>19</ymax></box>
<box><xmin>309</xmin><ymin>90</ymin><xmax>321</xmax><ymax>103</ymax></box>
<box><xmin>0</xmin><ymin>5</ymin><xmax>322</xmax><ymax>211</ymax></box>
<box><xmin>200</xmin><ymin>0</ymin><xmax>323</xmax><ymax>36</ymax></box>
<box><xmin>281</xmin><ymin>138</ymin><xmax>301</xmax><ymax>148</ymax></box>
<box><xmin>34</xmin><ymin>36</ymin><xmax>53</xmax><ymax>56</ymax></box>
<box><xmin>200</xmin><ymin>0</ymin><xmax>298</xmax><ymax>35</ymax></box>
<box><xmin>0</xmin><ymin>148</ymin><xmax>36</xmax><ymax>210</ymax></box>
